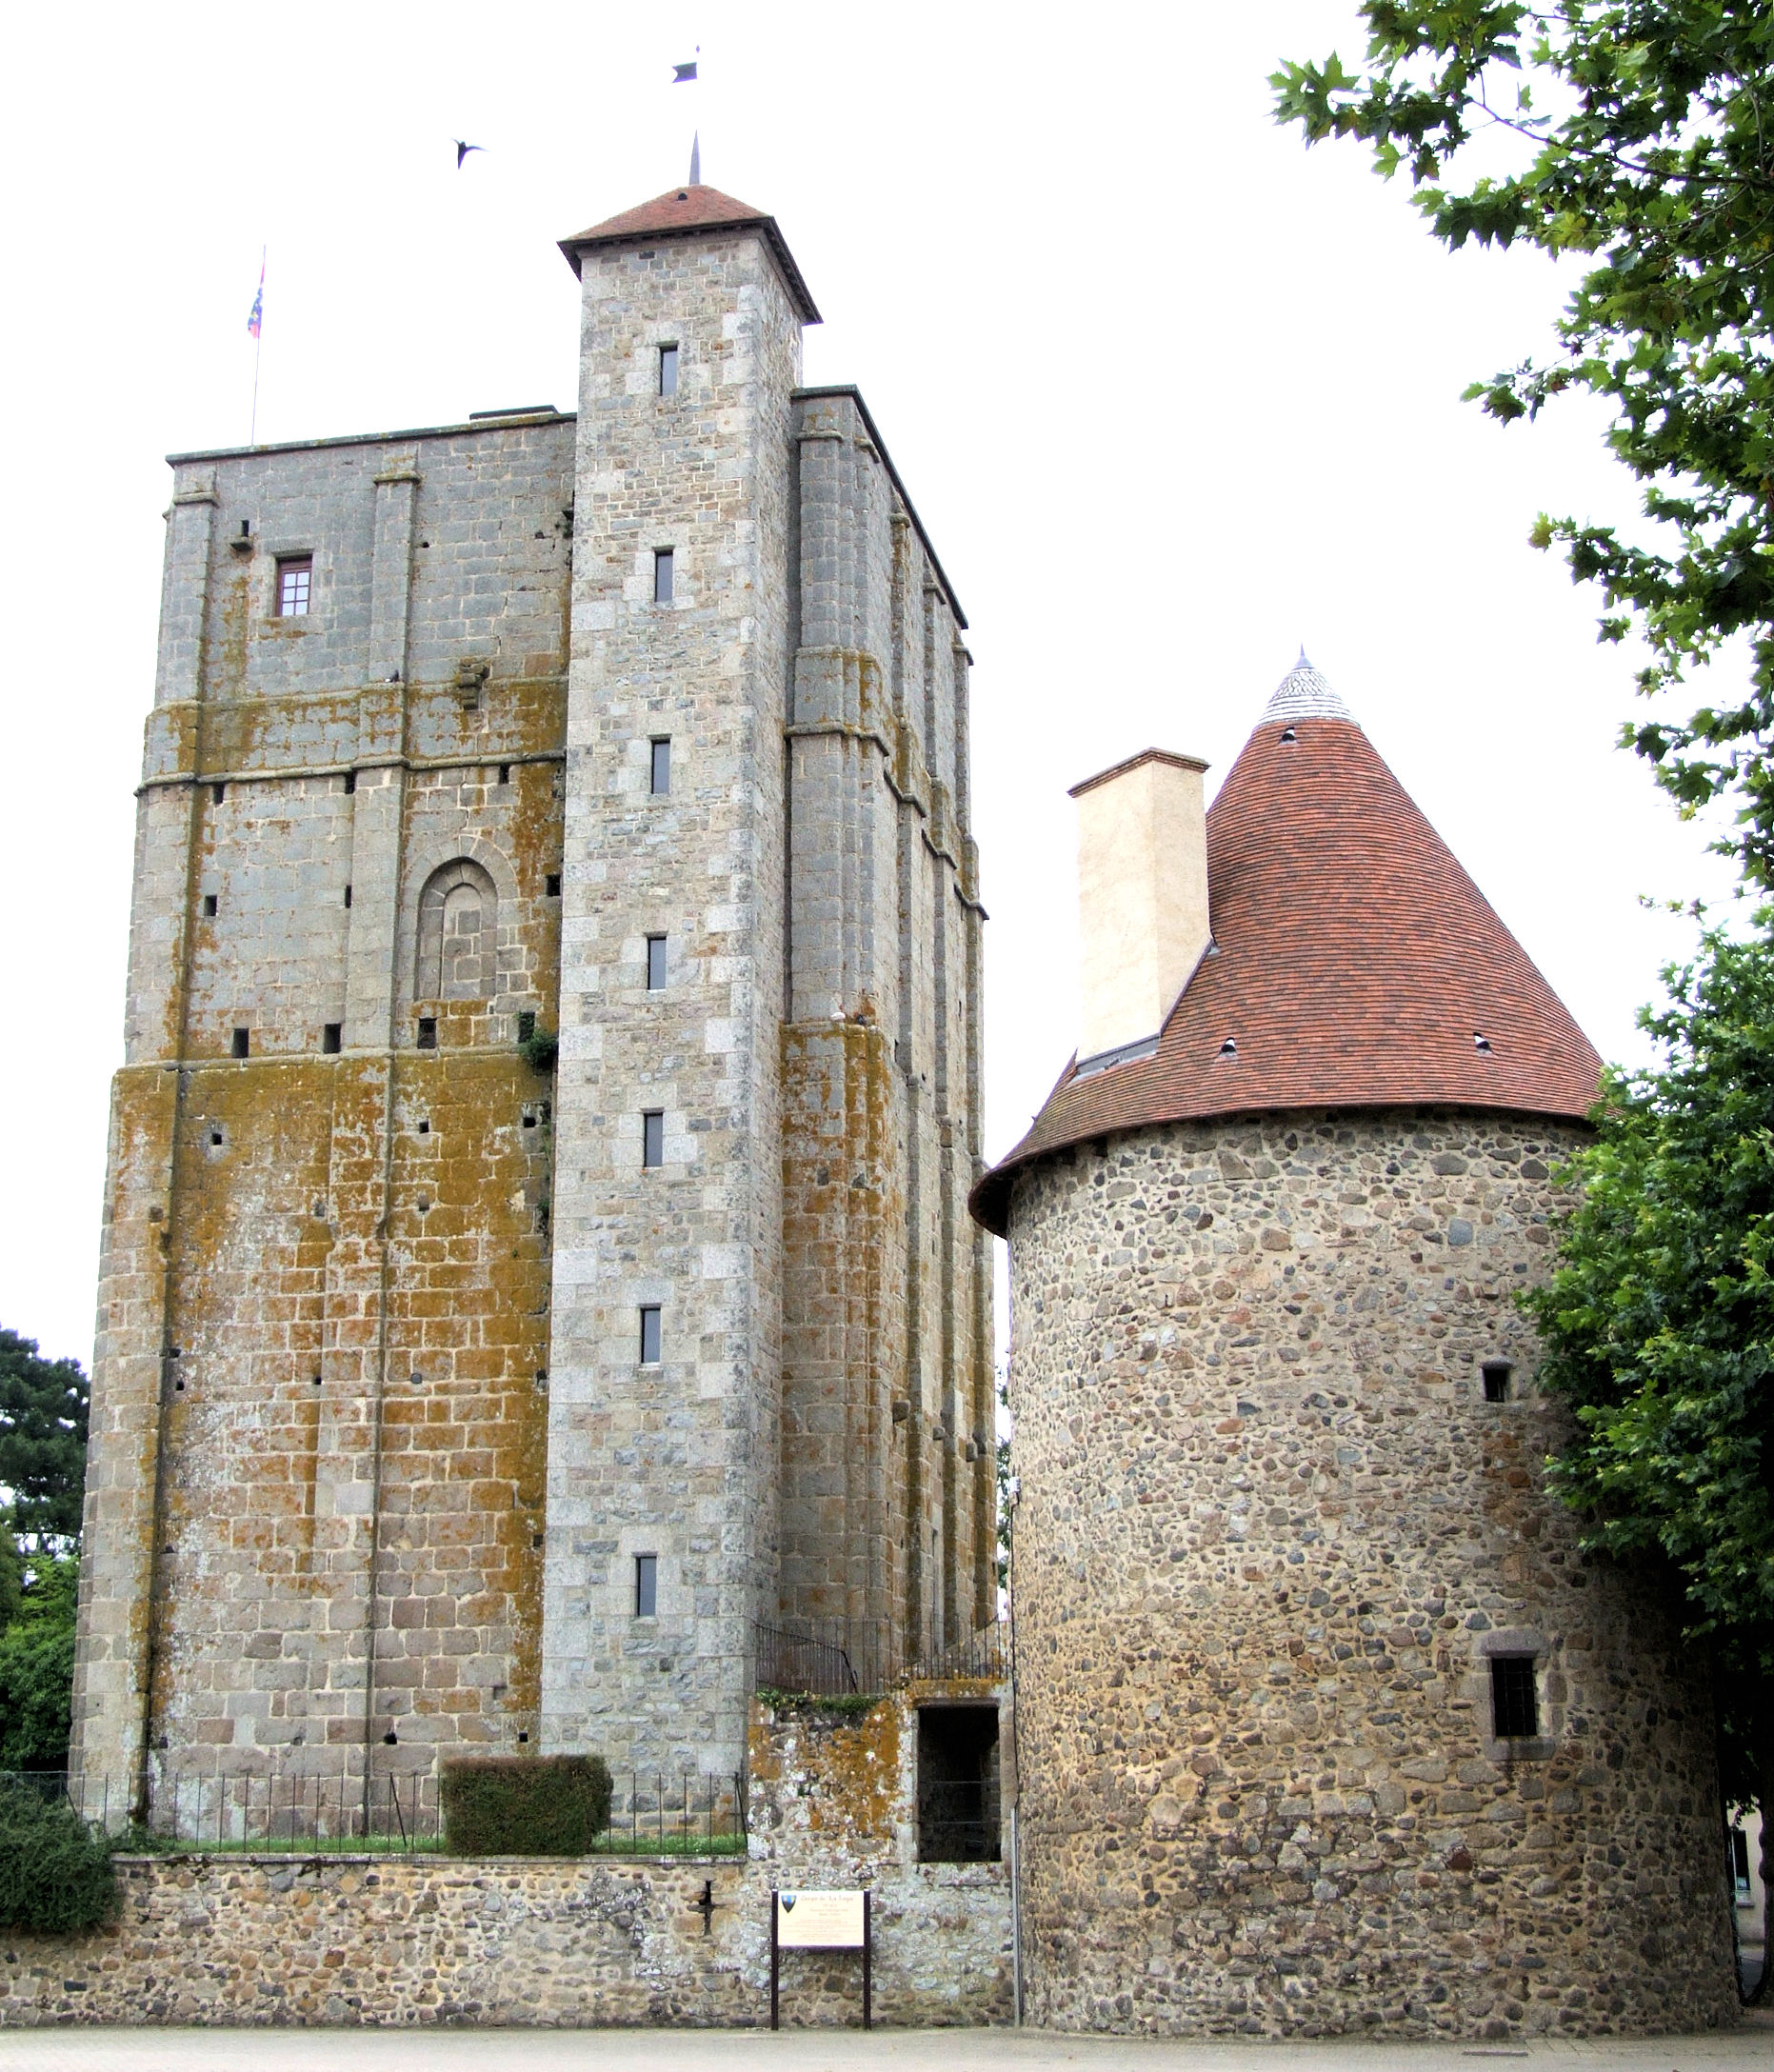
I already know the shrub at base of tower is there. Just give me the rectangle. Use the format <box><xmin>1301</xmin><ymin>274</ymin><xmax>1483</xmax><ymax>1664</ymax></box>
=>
<box><xmin>440</xmin><ymin>1754</ymin><xmax>611</xmax><ymax>1855</ymax></box>
<box><xmin>1525</xmin><ymin>916</ymin><xmax>1774</xmax><ymax>2001</ymax></box>
<box><xmin>0</xmin><ymin>1779</ymin><xmax>118</xmax><ymax>1935</ymax></box>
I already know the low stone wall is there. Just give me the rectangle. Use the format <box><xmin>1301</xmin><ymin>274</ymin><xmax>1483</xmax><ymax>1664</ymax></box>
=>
<box><xmin>0</xmin><ymin>1848</ymin><xmax>1008</xmax><ymax>2028</ymax></box>
<box><xmin>0</xmin><ymin>1692</ymin><xmax>1015</xmax><ymax>2028</ymax></box>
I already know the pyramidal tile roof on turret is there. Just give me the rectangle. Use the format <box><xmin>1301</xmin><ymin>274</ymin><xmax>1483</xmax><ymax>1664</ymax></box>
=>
<box><xmin>969</xmin><ymin>658</ymin><xmax>1604</xmax><ymax>1236</ymax></box>
<box><xmin>559</xmin><ymin>182</ymin><xmax>821</xmax><ymax>323</ymax></box>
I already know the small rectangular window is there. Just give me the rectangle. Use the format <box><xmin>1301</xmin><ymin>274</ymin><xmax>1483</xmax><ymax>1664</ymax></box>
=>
<box><xmin>277</xmin><ymin>555</ymin><xmax>312</xmax><ymax>617</ymax></box>
<box><xmin>202</xmin><ymin>893</ymin><xmax>217</xmax><ymax>918</ymax></box>
<box><xmin>322</xmin><ymin>1024</ymin><xmax>342</xmax><ymax>1054</ymax></box>
<box><xmin>639</xmin><ymin>1305</ymin><xmax>662</xmax><ymax>1365</ymax></box>
<box><xmin>646</xmin><ymin>935</ymin><xmax>667</xmax><ymax>990</ymax></box>
<box><xmin>650</xmin><ymin>738</ymin><xmax>670</xmax><ymax>795</ymax></box>
<box><xmin>642</xmin><ymin>1110</ymin><xmax>665</xmax><ymax>1169</ymax></box>
<box><xmin>658</xmin><ymin>345</ymin><xmax>679</xmax><ymax>396</ymax></box>
<box><xmin>211</xmin><ymin>782</ymin><xmax>226</xmax><ymax>806</ymax></box>
<box><xmin>230</xmin><ymin>1027</ymin><xmax>249</xmax><ymax>1060</ymax></box>
<box><xmin>634</xmin><ymin>1553</ymin><xmax>658</xmax><ymax>1618</ymax></box>
<box><xmin>417</xmin><ymin>1016</ymin><xmax>437</xmax><ymax>1050</ymax></box>
<box><xmin>546</xmin><ymin>872</ymin><xmax>562</xmax><ymax>898</ymax></box>
<box><xmin>517</xmin><ymin>1010</ymin><xmax>536</xmax><ymax>1044</ymax></box>
<box><xmin>498</xmin><ymin>763</ymin><xmax>511</xmax><ymax>786</ymax></box>
<box><xmin>344</xmin><ymin>885</ymin><xmax>352</xmax><ymax>908</ymax></box>
<box><xmin>653</xmin><ymin>548</ymin><xmax>673</xmax><ymax>604</ymax></box>
<box><xmin>1490</xmin><ymin>1654</ymin><xmax>1539</xmax><ymax>1739</ymax></box>
<box><xmin>1482</xmin><ymin>1361</ymin><xmax>1512</xmax><ymax>1404</ymax></box>
<box><xmin>343</xmin><ymin>770</ymin><xmax>356</xmax><ymax>796</ymax></box>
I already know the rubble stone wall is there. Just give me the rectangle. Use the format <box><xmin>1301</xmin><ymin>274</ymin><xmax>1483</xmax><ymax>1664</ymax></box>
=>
<box><xmin>1005</xmin><ymin>1107</ymin><xmax>1739</xmax><ymax>2039</ymax></box>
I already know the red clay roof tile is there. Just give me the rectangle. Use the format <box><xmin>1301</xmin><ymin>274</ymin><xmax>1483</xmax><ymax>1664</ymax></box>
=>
<box><xmin>969</xmin><ymin>707</ymin><xmax>1602</xmax><ymax>1237</ymax></box>
<box><xmin>558</xmin><ymin>184</ymin><xmax>820</xmax><ymax>323</ymax></box>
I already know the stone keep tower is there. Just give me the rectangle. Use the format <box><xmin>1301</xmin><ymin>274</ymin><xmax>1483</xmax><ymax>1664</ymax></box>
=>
<box><xmin>73</xmin><ymin>182</ymin><xmax>992</xmax><ymax>1822</ymax></box>
<box><xmin>973</xmin><ymin>660</ymin><xmax>1738</xmax><ymax>2038</ymax></box>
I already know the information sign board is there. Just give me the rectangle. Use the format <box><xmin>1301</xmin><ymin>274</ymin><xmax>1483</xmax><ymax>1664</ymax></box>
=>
<box><xmin>769</xmin><ymin>1887</ymin><xmax>872</xmax><ymax>2027</ymax></box>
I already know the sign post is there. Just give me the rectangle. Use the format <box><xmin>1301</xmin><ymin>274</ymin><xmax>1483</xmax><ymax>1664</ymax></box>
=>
<box><xmin>769</xmin><ymin>1888</ymin><xmax>871</xmax><ymax>2030</ymax></box>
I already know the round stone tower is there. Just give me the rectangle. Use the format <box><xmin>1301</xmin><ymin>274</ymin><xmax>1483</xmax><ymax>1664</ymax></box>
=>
<box><xmin>972</xmin><ymin>662</ymin><xmax>1738</xmax><ymax>2039</ymax></box>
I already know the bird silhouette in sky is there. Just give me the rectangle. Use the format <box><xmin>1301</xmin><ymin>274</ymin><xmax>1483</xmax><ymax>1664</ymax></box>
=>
<box><xmin>454</xmin><ymin>140</ymin><xmax>485</xmax><ymax>169</ymax></box>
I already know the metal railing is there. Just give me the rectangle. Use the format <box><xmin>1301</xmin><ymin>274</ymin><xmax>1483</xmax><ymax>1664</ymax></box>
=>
<box><xmin>8</xmin><ymin>1768</ymin><xmax>747</xmax><ymax>1858</ymax></box>
<box><xmin>753</xmin><ymin>1617</ymin><xmax>1007</xmax><ymax>1700</ymax></box>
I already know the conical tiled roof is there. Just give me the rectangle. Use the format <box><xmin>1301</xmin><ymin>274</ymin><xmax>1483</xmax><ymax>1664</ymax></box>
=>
<box><xmin>558</xmin><ymin>184</ymin><xmax>820</xmax><ymax>322</ymax></box>
<box><xmin>970</xmin><ymin>689</ymin><xmax>1602</xmax><ymax>1236</ymax></box>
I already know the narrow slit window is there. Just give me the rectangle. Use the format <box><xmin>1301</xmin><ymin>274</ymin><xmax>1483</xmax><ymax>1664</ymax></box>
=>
<box><xmin>1482</xmin><ymin>1360</ymin><xmax>1512</xmax><ymax>1404</ymax></box>
<box><xmin>202</xmin><ymin>893</ymin><xmax>217</xmax><ymax>918</ymax></box>
<box><xmin>277</xmin><ymin>555</ymin><xmax>312</xmax><ymax>617</ymax></box>
<box><xmin>639</xmin><ymin>1305</ymin><xmax>662</xmax><ymax>1365</ymax></box>
<box><xmin>646</xmin><ymin>935</ymin><xmax>667</xmax><ymax>990</ymax></box>
<box><xmin>230</xmin><ymin>1027</ymin><xmax>249</xmax><ymax>1060</ymax></box>
<box><xmin>343</xmin><ymin>770</ymin><xmax>357</xmax><ymax>795</ymax></box>
<box><xmin>1490</xmin><ymin>1654</ymin><xmax>1539</xmax><ymax>1739</ymax></box>
<box><xmin>517</xmin><ymin>1010</ymin><xmax>537</xmax><ymax>1044</ymax></box>
<box><xmin>642</xmin><ymin>1110</ymin><xmax>665</xmax><ymax>1169</ymax></box>
<box><xmin>650</xmin><ymin>738</ymin><xmax>670</xmax><ymax>795</ymax></box>
<box><xmin>344</xmin><ymin>885</ymin><xmax>352</xmax><ymax>908</ymax></box>
<box><xmin>658</xmin><ymin>345</ymin><xmax>679</xmax><ymax>396</ymax></box>
<box><xmin>546</xmin><ymin>872</ymin><xmax>561</xmax><ymax>898</ymax></box>
<box><xmin>498</xmin><ymin>763</ymin><xmax>511</xmax><ymax>786</ymax></box>
<box><xmin>322</xmin><ymin>1024</ymin><xmax>342</xmax><ymax>1054</ymax></box>
<box><xmin>417</xmin><ymin>1016</ymin><xmax>437</xmax><ymax>1050</ymax></box>
<box><xmin>653</xmin><ymin>548</ymin><xmax>673</xmax><ymax>604</ymax></box>
<box><xmin>211</xmin><ymin>782</ymin><xmax>226</xmax><ymax>806</ymax></box>
<box><xmin>634</xmin><ymin>1553</ymin><xmax>658</xmax><ymax>1618</ymax></box>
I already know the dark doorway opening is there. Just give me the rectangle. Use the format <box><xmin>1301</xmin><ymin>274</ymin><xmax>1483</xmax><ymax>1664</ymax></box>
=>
<box><xmin>917</xmin><ymin>1703</ymin><xmax>1001</xmax><ymax>1863</ymax></box>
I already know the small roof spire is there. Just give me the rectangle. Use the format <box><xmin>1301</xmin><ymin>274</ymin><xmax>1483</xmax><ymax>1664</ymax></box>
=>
<box><xmin>1261</xmin><ymin>649</ymin><xmax>1355</xmax><ymax>727</ymax></box>
<box><xmin>689</xmin><ymin>132</ymin><xmax>701</xmax><ymax>186</ymax></box>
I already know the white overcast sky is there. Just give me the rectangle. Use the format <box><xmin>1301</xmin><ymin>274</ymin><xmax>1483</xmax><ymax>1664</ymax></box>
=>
<box><xmin>0</xmin><ymin>3</ymin><xmax>1743</xmax><ymax>1367</ymax></box>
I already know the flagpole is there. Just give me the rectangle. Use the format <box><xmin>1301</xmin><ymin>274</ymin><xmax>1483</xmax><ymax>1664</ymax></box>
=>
<box><xmin>249</xmin><ymin>248</ymin><xmax>265</xmax><ymax>445</ymax></box>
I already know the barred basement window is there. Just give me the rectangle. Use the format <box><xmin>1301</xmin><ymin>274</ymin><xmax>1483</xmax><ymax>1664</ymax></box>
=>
<box><xmin>639</xmin><ymin>1305</ymin><xmax>662</xmax><ymax>1365</ymax></box>
<box><xmin>658</xmin><ymin>345</ymin><xmax>679</xmax><ymax>396</ymax></box>
<box><xmin>277</xmin><ymin>554</ymin><xmax>312</xmax><ymax>616</ymax></box>
<box><xmin>642</xmin><ymin>1110</ymin><xmax>664</xmax><ymax>1169</ymax></box>
<box><xmin>1490</xmin><ymin>1654</ymin><xmax>1539</xmax><ymax>1739</ymax></box>
<box><xmin>650</xmin><ymin>738</ymin><xmax>670</xmax><ymax>795</ymax></box>
<box><xmin>1483</xmin><ymin>1361</ymin><xmax>1513</xmax><ymax>1403</ymax></box>
<box><xmin>653</xmin><ymin>548</ymin><xmax>673</xmax><ymax>604</ymax></box>
<box><xmin>917</xmin><ymin>1705</ymin><xmax>1002</xmax><ymax>1863</ymax></box>
<box><xmin>646</xmin><ymin>935</ymin><xmax>667</xmax><ymax>990</ymax></box>
<box><xmin>634</xmin><ymin>1553</ymin><xmax>658</xmax><ymax>1618</ymax></box>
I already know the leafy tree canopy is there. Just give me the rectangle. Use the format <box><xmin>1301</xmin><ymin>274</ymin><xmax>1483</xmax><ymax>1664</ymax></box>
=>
<box><xmin>0</xmin><ymin>1556</ymin><xmax>77</xmax><ymax>1772</ymax></box>
<box><xmin>0</xmin><ymin>1332</ymin><xmax>89</xmax><ymax>1548</ymax></box>
<box><xmin>1522</xmin><ymin>918</ymin><xmax>1774</xmax><ymax>1805</ymax></box>
<box><xmin>1274</xmin><ymin>5</ymin><xmax>1774</xmax><ymax>884</ymax></box>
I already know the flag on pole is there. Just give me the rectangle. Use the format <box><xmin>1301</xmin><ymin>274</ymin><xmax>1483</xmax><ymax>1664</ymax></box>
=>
<box><xmin>248</xmin><ymin>257</ymin><xmax>264</xmax><ymax>340</ymax></box>
<box><xmin>672</xmin><ymin>59</ymin><xmax>697</xmax><ymax>82</ymax></box>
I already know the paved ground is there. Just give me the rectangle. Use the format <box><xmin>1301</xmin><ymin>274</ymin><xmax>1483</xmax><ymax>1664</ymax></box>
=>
<box><xmin>5</xmin><ymin>2018</ymin><xmax>1770</xmax><ymax>2072</ymax></box>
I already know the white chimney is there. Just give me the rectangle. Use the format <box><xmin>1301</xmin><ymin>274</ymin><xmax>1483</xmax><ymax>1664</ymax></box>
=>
<box><xmin>1069</xmin><ymin>748</ymin><xmax>1212</xmax><ymax>1066</ymax></box>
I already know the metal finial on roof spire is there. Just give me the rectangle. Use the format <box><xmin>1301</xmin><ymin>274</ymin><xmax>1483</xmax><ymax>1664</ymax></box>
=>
<box><xmin>689</xmin><ymin>132</ymin><xmax>701</xmax><ymax>186</ymax></box>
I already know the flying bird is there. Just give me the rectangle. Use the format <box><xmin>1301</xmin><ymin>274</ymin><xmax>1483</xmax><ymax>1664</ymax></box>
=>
<box><xmin>454</xmin><ymin>140</ymin><xmax>484</xmax><ymax>169</ymax></box>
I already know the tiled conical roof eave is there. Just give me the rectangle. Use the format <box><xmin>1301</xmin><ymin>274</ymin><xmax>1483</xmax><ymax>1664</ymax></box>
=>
<box><xmin>969</xmin><ymin>709</ymin><xmax>1602</xmax><ymax>1239</ymax></box>
<box><xmin>558</xmin><ymin>184</ymin><xmax>821</xmax><ymax>323</ymax></box>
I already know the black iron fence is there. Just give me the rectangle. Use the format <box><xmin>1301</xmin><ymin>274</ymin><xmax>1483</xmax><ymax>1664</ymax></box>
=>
<box><xmin>753</xmin><ymin>1617</ymin><xmax>1007</xmax><ymax>1699</ymax></box>
<box><xmin>6</xmin><ymin>1768</ymin><xmax>746</xmax><ymax>1858</ymax></box>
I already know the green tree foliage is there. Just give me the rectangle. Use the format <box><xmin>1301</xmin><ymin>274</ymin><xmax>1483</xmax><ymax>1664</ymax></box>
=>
<box><xmin>0</xmin><ymin>1331</ymin><xmax>89</xmax><ymax>1547</ymax></box>
<box><xmin>0</xmin><ymin>1555</ymin><xmax>78</xmax><ymax>1772</ymax></box>
<box><xmin>1274</xmin><ymin>6</ymin><xmax>1774</xmax><ymax>883</ymax></box>
<box><xmin>0</xmin><ymin>1778</ymin><xmax>117</xmax><ymax>1936</ymax></box>
<box><xmin>1521</xmin><ymin>917</ymin><xmax>1774</xmax><ymax>1986</ymax></box>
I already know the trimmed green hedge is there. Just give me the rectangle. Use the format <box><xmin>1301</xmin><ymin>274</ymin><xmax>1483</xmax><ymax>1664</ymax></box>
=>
<box><xmin>0</xmin><ymin>1778</ymin><xmax>118</xmax><ymax>1934</ymax></box>
<box><xmin>440</xmin><ymin>1753</ymin><xmax>611</xmax><ymax>1856</ymax></box>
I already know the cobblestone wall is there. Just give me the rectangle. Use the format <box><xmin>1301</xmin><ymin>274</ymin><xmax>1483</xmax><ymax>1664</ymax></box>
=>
<box><xmin>3</xmin><ymin>1700</ymin><xmax>1010</xmax><ymax>2028</ymax></box>
<box><xmin>1005</xmin><ymin>1107</ymin><xmax>1739</xmax><ymax>2039</ymax></box>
